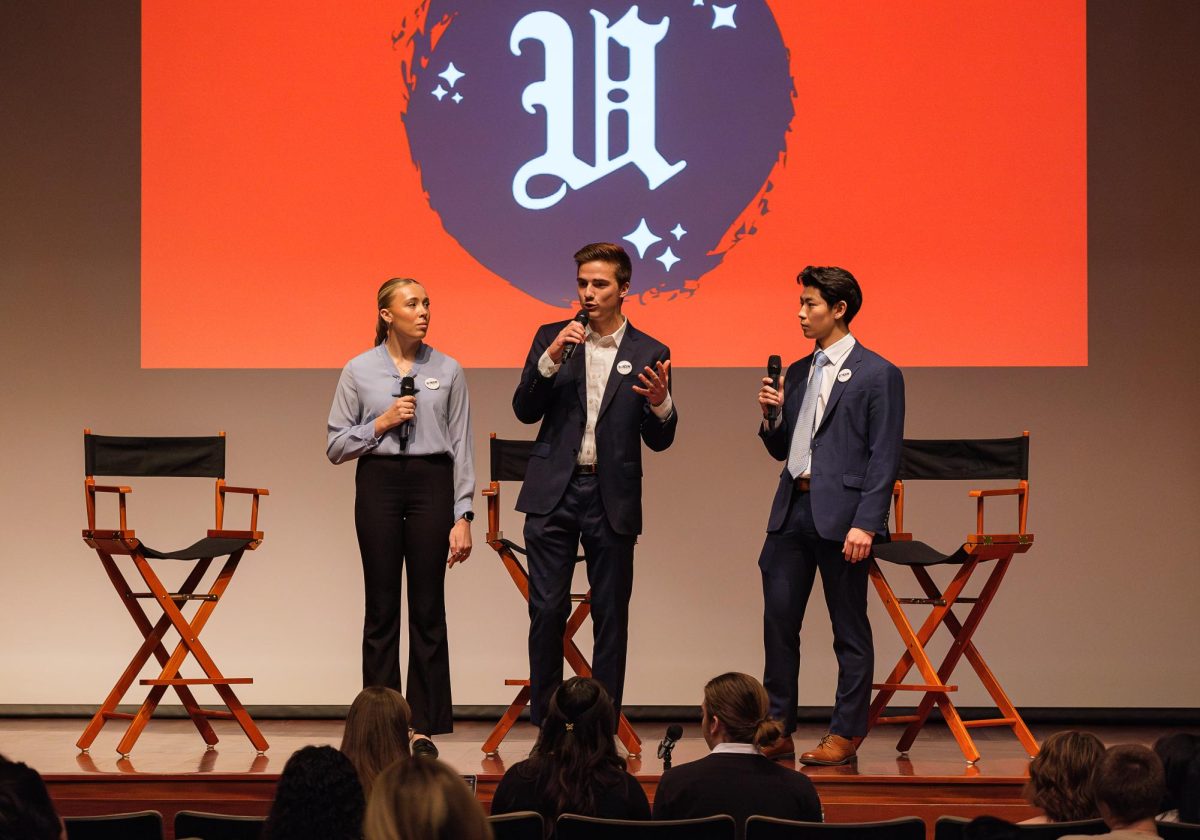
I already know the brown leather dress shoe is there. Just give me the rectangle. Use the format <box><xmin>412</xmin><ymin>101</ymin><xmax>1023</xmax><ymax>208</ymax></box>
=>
<box><xmin>759</xmin><ymin>733</ymin><xmax>796</xmax><ymax>761</ymax></box>
<box><xmin>799</xmin><ymin>734</ymin><xmax>857</xmax><ymax>766</ymax></box>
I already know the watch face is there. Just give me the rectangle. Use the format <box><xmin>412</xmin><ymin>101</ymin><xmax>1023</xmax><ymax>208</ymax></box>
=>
<box><xmin>462</xmin><ymin>512</ymin><xmax>474</xmax><ymax>522</ymax></box>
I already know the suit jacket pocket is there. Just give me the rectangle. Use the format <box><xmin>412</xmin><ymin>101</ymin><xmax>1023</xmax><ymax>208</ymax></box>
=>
<box><xmin>842</xmin><ymin>472</ymin><xmax>865</xmax><ymax>489</ymax></box>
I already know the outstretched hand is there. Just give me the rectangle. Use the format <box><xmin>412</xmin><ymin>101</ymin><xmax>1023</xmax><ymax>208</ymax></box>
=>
<box><xmin>632</xmin><ymin>360</ymin><xmax>671</xmax><ymax>407</ymax></box>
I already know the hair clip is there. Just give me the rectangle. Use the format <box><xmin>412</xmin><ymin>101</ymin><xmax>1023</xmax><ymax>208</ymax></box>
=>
<box><xmin>565</xmin><ymin>723</ymin><xmax>575</xmax><ymax>732</ymax></box>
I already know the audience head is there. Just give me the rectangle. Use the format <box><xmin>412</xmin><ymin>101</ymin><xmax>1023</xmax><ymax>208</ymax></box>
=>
<box><xmin>1023</xmin><ymin>730</ymin><xmax>1105</xmax><ymax>822</ymax></box>
<box><xmin>341</xmin><ymin>686</ymin><xmax>413</xmax><ymax>798</ymax></box>
<box><xmin>0</xmin><ymin>755</ymin><xmax>63</xmax><ymax>840</ymax></box>
<box><xmin>701</xmin><ymin>672</ymin><xmax>785</xmax><ymax>751</ymax></box>
<box><xmin>527</xmin><ymin>677</ymin><xmax>626</xmax><ymax>820</ymax></box>
<box><xmin>264</xmin><ymin>745</ymin><xmax>365</xmax><ymax>840</ymax></box>
<box><xmin>1154</xmin><ymin>732</ymin><xmax>1200</xmax><ymax>823</ymax></box>
<box><xmin>364</xmin><ymin>756</ymin><xmax>491</xmax><ymax>840</ymax></box>
<box><xmin>1091</xmin><ymin>743</ymin><xmax>1166</xmax><ymax>830</ymax></box>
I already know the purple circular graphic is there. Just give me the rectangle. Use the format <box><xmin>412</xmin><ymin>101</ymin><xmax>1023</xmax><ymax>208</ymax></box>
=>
<box><xmin>400</xmin><ymin>1</ymin><xmax>793</xmax><ymax>307</ymax></box>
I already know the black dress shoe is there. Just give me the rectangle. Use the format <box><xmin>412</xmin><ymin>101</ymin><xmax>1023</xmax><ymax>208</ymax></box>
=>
<box><xmin>412</xmin><ymin>737</ymin><xmax>439</xmax><ymax>759</ymax></box>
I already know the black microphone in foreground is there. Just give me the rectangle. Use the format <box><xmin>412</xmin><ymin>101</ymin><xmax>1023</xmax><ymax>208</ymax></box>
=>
<box><xmin>657</xmin><ymin>723</ymin><xmax>683</xmax><ymax>769</ymax></box>
<box><xmin>767</xmin><ymin>354</ymin><xmax>782</xmax><ymax>424</ymax></box>
<box><xmin>560</xmin><ymin>309</ymin><xmax>590</xmax><ymax>362</ymax></box>
<box><xmin>398</xmin><ymin>375</ymin><xmax>415</xmax><ymax>449</ymax></box>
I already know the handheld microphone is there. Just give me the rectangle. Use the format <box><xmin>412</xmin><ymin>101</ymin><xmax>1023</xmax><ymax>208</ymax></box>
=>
<box><xmin>560</xmin><ymin>310</ymin><xmax>590</xmax><ymax>362</ymax></box>
<box><xmin>766</xmin><ymin>355</ymin><xmax>782</xmax><ymax>424</ymax></box>
<box><xmin>657</xmin><ymin>723</ymin><xmax>683</xmax><ymax>769</ymax></box>
<box><xmin>398</xmin><ymin>375</ymin><xmax>415</xmax><ymax>449</ymax></box>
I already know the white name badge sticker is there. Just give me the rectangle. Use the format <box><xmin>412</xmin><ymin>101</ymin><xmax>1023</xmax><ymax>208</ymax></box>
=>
<box><xmin>837</xmin><ymin>368</ymin><xmax>853</xmax><ymax>383</ymax></box>
<box><xmin>424</xmin><ymin>377</ymin><xmax>441</xmax><ymax>390</ymax></box>
<box><xmin>616</xmin><ymin>360</ymin><xmax>633</xmax><ymax>375</ymax></box>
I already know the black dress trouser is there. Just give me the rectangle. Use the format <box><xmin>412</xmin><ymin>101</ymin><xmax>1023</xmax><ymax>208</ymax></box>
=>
<box><xmin>355</xmin><ymin>454</ymin><xmax>454</xmax><ymax>735</ymax></box>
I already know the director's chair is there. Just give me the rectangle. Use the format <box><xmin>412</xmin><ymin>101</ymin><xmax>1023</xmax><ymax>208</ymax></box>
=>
<box><xmin>481</xmin><ymin>434</ymin><xmax>642</xmax><ymax>756</ymax></box>
<box><xmin>77</xmin><ymin>430</ymin><xmax>269</xmax><ymax>756</ymax></box>
<box><xmin>866</xmin><ymin>432</ymin><xmax>1039</xmax><ymax>764</ymax></box>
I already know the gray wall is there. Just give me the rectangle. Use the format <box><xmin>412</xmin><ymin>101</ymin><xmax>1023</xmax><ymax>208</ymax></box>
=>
<box><xmin>1</xmin><ymin>1</ymin><xmax>1197</xmax><ymax>709</ymax></box>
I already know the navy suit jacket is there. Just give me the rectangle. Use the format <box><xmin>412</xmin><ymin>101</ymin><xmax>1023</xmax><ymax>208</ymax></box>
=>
<box><xmin>760</xmin><ymin>341</ymin><xmax>904</xmax><ymax>541</ymax></box>
<box><xmin>513</xmin><ymin>320</ymin><xmax>677</xmax><ymax>536</ymax></box>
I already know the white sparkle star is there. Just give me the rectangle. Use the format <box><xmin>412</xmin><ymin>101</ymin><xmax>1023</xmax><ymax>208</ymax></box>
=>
<box><xmin>452</xmin><ymin>92</ymin><xmax>463</xmax><ymax>104</ymax></box>
<box><xmin>438</xmin><ymin>62</ymin><xmax>465</xmax><ymax>88</ymax></box>
<box><xmin>656</xmin><ymin>247</ymin><xmax>681</xmax><ymax>272</ymax></box>
<box><xmin>693</xmin><ymin>0</ymin><xmax>705</xmax><ymax>5</ymax></box>
<box><xmin>432</xmin><ymin>84</ymin><xmax>448</xmax><ymax>101</ymax></box>
<box><xmin>670</xmin><ymin>223</ymin><xmax>687</xmax><ymax>240</ymax></box>
<box><xmin>622</xmin><ymin>218</ymin><xmax>662</xmax><ymax>259</ymax></box>
<box><xmin>712</xmin><ymin>4</ymin><xmax>737</xmax><ymax>29</ymax></box>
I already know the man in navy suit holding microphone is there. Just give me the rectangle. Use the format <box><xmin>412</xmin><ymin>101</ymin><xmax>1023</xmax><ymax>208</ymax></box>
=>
<box><xmin>514</xmin><ymin>242</ymin><xmax>677</xmax><ymax>727</ymax></box>
<box><xmin>756</xmin><ymin>266</ymin><xmax>904</xmax><ymax>765</ymax></box>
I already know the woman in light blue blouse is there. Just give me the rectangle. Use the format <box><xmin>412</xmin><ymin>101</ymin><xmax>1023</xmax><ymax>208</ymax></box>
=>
<box><xmin>327</xmin><ymin>277</ymin><xmax>474</xmax><ymax>741</ymax></box>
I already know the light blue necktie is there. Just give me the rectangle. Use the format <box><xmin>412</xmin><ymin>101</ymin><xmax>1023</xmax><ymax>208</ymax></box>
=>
<box><xmin>787</xmin><ymin>350</ymin><xmax>830</xmax><ymax>478</ymax></box>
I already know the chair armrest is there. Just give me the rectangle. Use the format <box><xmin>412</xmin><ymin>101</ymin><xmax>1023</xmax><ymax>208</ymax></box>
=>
<box><xmin>92</xmin><ymin>484</ymin><xmax>133</xmax><ymax>494</ymax></box>
<box><xmin>968</xmin><ymin>481</ymin><xmax>1030</xmax><ymax>535</ymax></box>
<box><xmin>85</xmin><ymin>481</ymin><xmax>132</xmax><ymax>530</ymax></box>
<box><xmin>967</xmin><ymin>488</ymin><xmax>1022</xmax><ymax>497</ymax></box>
<box><xmin>220</xmin><ymin>485</ymin><xmax>270</xmax><ymax>496</ymax></box>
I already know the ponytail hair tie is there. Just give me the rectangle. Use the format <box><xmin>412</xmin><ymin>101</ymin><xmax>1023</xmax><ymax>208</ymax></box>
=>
<box><xmin>565</xmin><ymin>722</ymin><xmax>575</xmax><ymax>732</ymax></box>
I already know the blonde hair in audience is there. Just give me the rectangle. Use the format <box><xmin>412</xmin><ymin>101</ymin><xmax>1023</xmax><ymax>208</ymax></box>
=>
<box><xmin>703</xmin><ymin>672</ymin><xmax>785</xmax><ymax>749</ymax></box>
<box><xmin>364</xmin><ymin>757</ymin><xmax>492</xmax><ymax>840</ymax></box>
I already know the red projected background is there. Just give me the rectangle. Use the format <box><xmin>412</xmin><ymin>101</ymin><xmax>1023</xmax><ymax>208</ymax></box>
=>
<box><xmin>141</xmin><ymin>1</ymin><xmax>1086</xmax><ymax>368</ymax></box>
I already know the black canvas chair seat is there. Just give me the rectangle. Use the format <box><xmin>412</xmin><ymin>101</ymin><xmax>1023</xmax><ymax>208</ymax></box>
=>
<box><xmin>78</xmin><ymin>429</ymin><xmax>269</xmax><ymax>757</ymax></box>
<box><xmin>480</xmin><ymin>433</ymin><xmax>639</xmax><ymax>757</ymax></box>
<box><xmin>140</xmin><ymin>536</ymin><xmax>255</xmax><ymax>561</ymax></box>
<box><xmin>872</xmin><ymin>540</ymin><xmax>970</xmax><ymax>567</ymax></box>
<box><xmin>865</xmin><ymin>433</ymin><xmax>1037</xmax><ymax>764</ymax></box>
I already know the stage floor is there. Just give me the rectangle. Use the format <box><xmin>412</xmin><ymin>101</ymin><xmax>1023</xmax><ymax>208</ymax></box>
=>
<box><xmin>2</xmin><ymin>718</ymin><xmax>1170</xmax><ymax>839</ymax></box>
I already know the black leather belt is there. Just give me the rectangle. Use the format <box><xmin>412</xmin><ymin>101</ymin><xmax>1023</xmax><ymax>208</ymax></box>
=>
<box><xmin>794</xmin><ymin>476</ymin><xmax>811</xmax><ymax>492</ymax></box>
<box><xmin>574</xmin><ymin>464</ymin><xmax>599</xmax><ymax>475</ymax></box>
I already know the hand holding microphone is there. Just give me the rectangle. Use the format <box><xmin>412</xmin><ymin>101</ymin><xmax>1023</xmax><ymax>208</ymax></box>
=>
<box><xmin>397</xmin><ymin>375</ymin><xmax>416</xmax><ymax>449</ymax></box>
<box><xmin>760</xmin><ymin>354</ymin><xmax>784</xmax><ymax>421</ymax></box>
<box><xmin>554</xmin><ymin>310</ymin><xmax>590</xmax><ymax>363</ymax></box>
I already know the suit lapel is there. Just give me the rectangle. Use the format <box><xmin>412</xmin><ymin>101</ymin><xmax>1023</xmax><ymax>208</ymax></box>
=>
<box><xmin>597</xmin><ymin>322</ymin><xmax>640</xmax><ymax>422</ymax></box>
<box><xmin>817</xmin><ymin>341</ymin><xmax>865</xmax><ymax>433</ymax></box>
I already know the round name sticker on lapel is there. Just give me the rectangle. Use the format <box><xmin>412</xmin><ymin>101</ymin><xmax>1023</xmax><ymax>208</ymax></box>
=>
<box><xmin>837</xmin><ymin>369</ymin><xmax>853</xmax><ymax>383</ymax></box>
<box><xmin>616</xmin><ymin>360</ymin><xmax>633</xmax><ymax>375</ymax></box>
<box><xmin>424</xmin><ymin>377</ymin><xmax>440</xmax><ymax>390</ymax></box>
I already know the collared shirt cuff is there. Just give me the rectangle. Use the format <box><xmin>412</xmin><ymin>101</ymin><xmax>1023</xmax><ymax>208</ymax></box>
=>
<box><xmin>761</xmin><ymin>413</ymin><xmax>783</xmax><ymax>433</ymax></box>
<box><xmin>537</xmin><ymin>350</ymin><xmax>561</xmax><ymax>379</ymax></box>
<box><xmin>453</xmin><ymin>503</ymin><xmax>473</xmax><ymax>522</ymax></box>
<box><xmin>651</xmin><ymin>392</ymin><xmax>674</xmax><ymax>420</ymax></box>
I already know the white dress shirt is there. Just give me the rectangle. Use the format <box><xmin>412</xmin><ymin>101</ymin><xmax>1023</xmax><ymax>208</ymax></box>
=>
<box><xmin>538</xmin><ymin>318</ymin><xmax>674</xmax><ymax>466</ymax></box>
<box><xmin>710</xmin><ymin>742</ymin><xmax>758</xmax><ymax>755</ymax></box>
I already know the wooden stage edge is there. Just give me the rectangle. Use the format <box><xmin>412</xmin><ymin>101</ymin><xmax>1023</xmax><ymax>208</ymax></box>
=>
<box><xmin>3</xmin><ymin>719</ymin><xmax>1181</xmax><ymax>840</ymax></box>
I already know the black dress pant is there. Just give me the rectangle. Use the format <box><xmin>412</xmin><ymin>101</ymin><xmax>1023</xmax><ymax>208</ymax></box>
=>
<box><xmin>355</xmin><ymin>454</ymin><xmax>454</xmax><ymax>735</ymax></box>
<box><xmin>759</xmin><ymin>487</ymin><xmax>873</xmax><ymax>738</ymax></box>
<box><xmin>524</xmin><ymin>474</ymin><xmax>636</xmax><ymax>726</ymax></box>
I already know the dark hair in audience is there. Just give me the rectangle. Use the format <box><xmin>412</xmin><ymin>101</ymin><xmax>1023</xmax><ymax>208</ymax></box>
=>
<box><xmin>522</xmin><ymin>677</ymin><xmax>627</xmax><ymax>822</ymax></box>
<box><xmin>1023</xmin><ymin>730</ymin><xmax>1105</xmax><ymax>821</ymax></box>
<box><xmin>963</xmin><ymin>816</ymin><xmax>1019</xmax><ymax>840</ymax></box>
<box><xmin>341</xmin><ymin>686</ymin><xmax>413</xmax><ymax>798</ymax></box>
<box><xmin>1154</xmin><ymin>732</ymin><xmax>1200</xmax><ymax>823</ymax></box>
<box><xmin>798</xmin><ymin>265</ymin><xmax>863</xmax><ymax>324</ymax></box>
<box><xmin>264</xmin><ymin>745</ymin><xmax>365</xmax><ymax>840</ymax></box>
<box><xmin>364</xmin><ymin>756</ymin><xmax>492</xmax><ymax>840</ymax></box>
<box><xmin>1091</xmin><ymin>743</ymin><xmax>1166</xmax><ymax>826</ymax></box>
<box><xmin>0</xmin><ymin>755</ymin><xmax>62</xmax><ymax>840</ymax></box>
<box><xmin>574</xmin><ymin>242</ymin><xmax>632</xmax><ymax>288</ymax></box>
<box><xmin>703</xmin><ymin>672</ymin><xmax>784</xmax><ymax>749</ymax></box>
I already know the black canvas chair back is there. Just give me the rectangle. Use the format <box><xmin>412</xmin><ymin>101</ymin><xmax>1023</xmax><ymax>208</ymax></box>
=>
<box><xmin>479</xmin><ymin>434</ymin><xmax>641</xmax><ymax>757</ymax></box>
<box><xmin>746</xmin><ymin>816</ymin><xmax>925</xmax><ymax>840</ymax></box>
<box><xmin>934</xmin><ymin>816</ymin><xmax>1108</xmax><ymax>840</ymax></box>
<box><xmin>489</xmin><ymin>811</ymin><xmax>546</xmax><ymax>840</ymax></box>
<box><xmin>864</xmin><ymin>432</ymin><xmax>1038</xmax><ymax>764</ymax></box>
<box><xmin>557</xmin><ymin>814</ymin><xmax>737</xmax><ymax>840</ymax></box>
<box><xmin>64</xmin><ymin>810</ymin><xmax>164</xmax><ymax>840</ymax></box>
<box><xmin>77</xmin><ymin>429</ymin><xmax>270</xmax><ymax>757</ymax></box>
<box><xmin>174</xmin><ymin>810</ymin><xmax>265</xmax><ymax>840</ymax></box>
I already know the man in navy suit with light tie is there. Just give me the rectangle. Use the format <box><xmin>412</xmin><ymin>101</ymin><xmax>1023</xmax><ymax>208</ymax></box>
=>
<box><xmin>756</xmin><ymin>266</ymin><xmax>904</xmax><ymax>765</ymax></box>
<box><xmin>513</xmin><ymin>242</ymin><xmax>677</xmax><ymax>726</ymax></box>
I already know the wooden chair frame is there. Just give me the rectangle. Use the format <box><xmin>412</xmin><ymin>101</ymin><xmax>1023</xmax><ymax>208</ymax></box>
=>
<box><xmin>865</xmin><ymin>433</ymin><xmax>1039</xmax><ymax>764</ymax></box>
<box><xmin>78</xmin><ymin>430</ymin><xmax>270</xmax><ymax>756</ymax></box>
<box><xmin>481</xmin><ymin>435</ymin><xmax>642</xmax><ymax>757</ymax></box>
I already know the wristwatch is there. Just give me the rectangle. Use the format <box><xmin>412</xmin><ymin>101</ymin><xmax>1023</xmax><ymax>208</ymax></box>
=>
<box><xmin>460</xmin><ymin>512</ymin><xmax>474</xmax><ymax>522</ymax></box>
